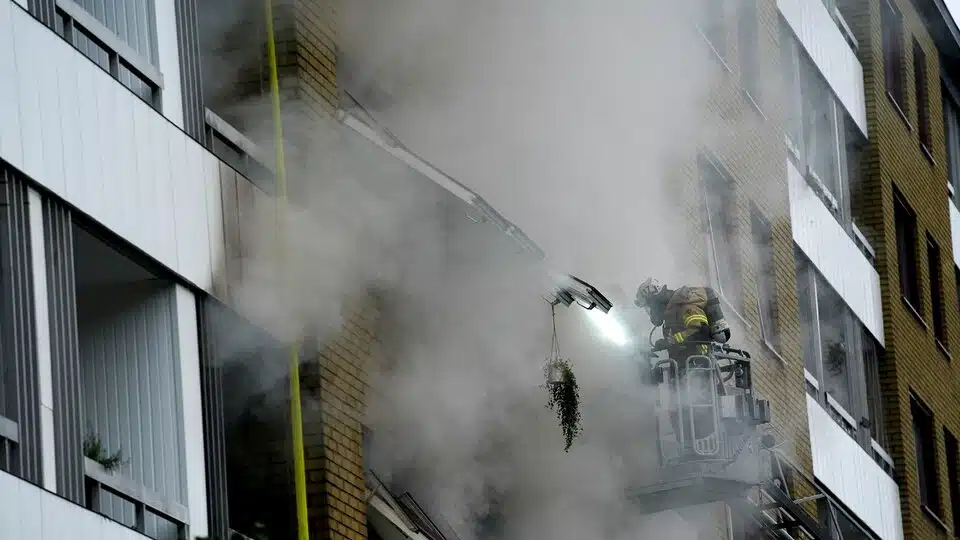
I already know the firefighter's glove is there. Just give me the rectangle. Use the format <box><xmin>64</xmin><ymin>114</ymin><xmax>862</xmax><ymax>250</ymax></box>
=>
<box><xmin>652</xmin><ymin>338</ymin><xmax>670</xmax><ymax>352</ymax></box>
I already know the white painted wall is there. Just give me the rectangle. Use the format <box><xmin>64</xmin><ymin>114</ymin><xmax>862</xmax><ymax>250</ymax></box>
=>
<box><xmin>778</xmin><ymin>0</ymin><xmax>868</xmax><ymax>137</ymax></box>
<box><xmin>807</xmin><ymin>395</ymin><xmax>904</xmax><ymax>540</ymax></box>
<box><xmin>950</xmin><ymin>199</ymin><xmax>960</xmax><ymax>269</ymax></box>
<box><xmin>27</xmin><ymin>187</ymin><xmax>57</xmax><ymax>493</ymax></box>
<box><xmin>154</xmin><ymin>0</ymin><xmax>185</xmax><ymax>128</ymax></box>
<box><xmin>0</xmin><ymin>469</ymin><xmax>149</xmax><ymax>540</ymax></box>
<box><xmin>174</xmin><ymin>285</ymin><xmax>209</xmax><ymax>539</ymax></box>
<box><xmin>788</xmin><ymin>160</ymin><xmax>885</xmax><ymax>345</ymax></box>
<box><xmin>0</xmin><ymin>0</ymin><xmax>243</xmax><ymax>294</ymax></box>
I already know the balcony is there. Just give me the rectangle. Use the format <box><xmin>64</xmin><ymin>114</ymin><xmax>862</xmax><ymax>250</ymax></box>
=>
<box><xmin>0</xmin><ymin>467</ymin><xmax>150</xmax><ymax>540</ymax></box>
<box><xmin>788</xmin><ymin>159</ymin><xmax>884</xmax><ymax>345</ymax></box>
<box><xmin>807</xmin><ymin>395</ymin><xmax>904</xmax><ymax>540</ymax></box>
<box><xmin>778</xmin><ymin>0</ymin><xmax>868</xmax><ymax>137</ymax></box>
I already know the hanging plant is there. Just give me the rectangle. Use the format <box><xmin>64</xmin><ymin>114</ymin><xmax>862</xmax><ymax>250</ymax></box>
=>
<box><xmin>544</xmin><ymin>357</ymin><xmax>582</xmax><ymax>452</ymax></box>
<box><xmin>542</xmin><ymin>303</ymin><xmax>582</xmax><ymax>452</ymax></box>
<box><xmin>82</xmin><ymin>432</ymin><xmax>124</xmax><ymax>473</ymax></box>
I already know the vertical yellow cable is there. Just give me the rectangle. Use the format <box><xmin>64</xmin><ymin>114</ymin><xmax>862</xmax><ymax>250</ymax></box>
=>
<box><xmin>263</xmin><ymin>1</ymin><xmax>310</xmax><ymax>539</ymax></box>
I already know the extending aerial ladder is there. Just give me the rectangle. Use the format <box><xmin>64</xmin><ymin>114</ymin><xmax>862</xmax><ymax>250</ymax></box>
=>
<box><xmin>548</xmin><ymin>279</ymin><xmax>860</xmax><ymax>540</ymax></box>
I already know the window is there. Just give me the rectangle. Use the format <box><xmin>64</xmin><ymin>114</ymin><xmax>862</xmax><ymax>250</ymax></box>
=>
<box><xmin>914</xmin><ymin>40</ymin><xmax>932</xmax><ymax>152</ymax></box>
<box><xmin>70</xmin><ymin>0</ymin><xmax>158</xmax><ymax>62</ymax></box>
<box><xmin>782</xmin><ymin>28</ymin><xmax>860</xmax><ymax>225</ymax></box>
<box><xmin>701</xmin><ymin>158</ymin><xmax>742</xmax><ymax>310</ymax></box>
<box><xmin>862</xmin><ymin>329</ymin><xmax>886</xmax><ymax>447</ymax></box>
<box><xmin>199</xmin><ymin>298</ymin><xmax>297</xmax><ymax>540</ymax></box>
<box><xmin>882</xmin><ymin>0</ymin><xmax>906</xmax><ymax>110</ymax></box>
<box><xmin>928</xmin><ymin>235</ymin><xmax>947</xmax><ymax>345</ymax></box>
<box><xmin>945</xmin><ymin>429</ymin><xmax>960</xmax><ymax>535</ymax></box>
<box><xmin>955</xmin><ymin>265</ymin><xmax>960</xmax><ymax>320</ymax></box>
<box><xmin>701</xmin><ymin>0</ymin><xmax>726</xmax><ymax>54</ymax></box>
<box><xmin>796</xmin><ymin>254</ymin><xmax>821</xmax><ymax>383</ymax></box>
<box><xmin>43</xmin><ymin>208</ymin><xmax>189</xmax><ymax>540</ymax></box>
<box><xmin>816</xmin><ymin>274</ymin><xmax>853</xmax><ymax>413</ymax></box>
<box><xmin>911</xmin><ymin>394</ymin><xmax>940</xmax><ymax>513</ymax></box>
<box><xmin>738</xmin><ymin>0</ymin><xmax>760</xmax><ymax>99</ymax></box>
<box><xmin>781</xmin><ymin>25</ymin><xmax>804</xmax><ymax>158</ymax></box>
<box><xmin>895</xmin><ymin>189</ymin><xmax>922</xmax><ymax>311</ymax></box>
<box><xmin>52</xmin><ymin>0</ymin><xmax>162</xmax><ymax>108</ymax></box>
<box><xmin>751</xmin><ymin>206</ymin><xmax>779</xmax><ymax>350</ymax></box>
<box><xmin>795</xmin><ymin>248</ymin><xmax>890</xmax><ymax>463</ymax></box>
<box><xmin>945</xmin><ymin>90</ymin><xmax>960</xmax><ymax>198</ymax></box>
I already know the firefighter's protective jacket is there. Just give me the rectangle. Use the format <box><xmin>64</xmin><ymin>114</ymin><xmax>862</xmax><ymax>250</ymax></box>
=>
<box><xmin>661</xmin><ymin>286</ymin><xmax>716</xmax><ymax>349</ymax></box>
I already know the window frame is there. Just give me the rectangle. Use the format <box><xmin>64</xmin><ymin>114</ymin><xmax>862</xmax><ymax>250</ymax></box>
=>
<box><xmin>914</xmin><ymin>39</ymin><xmax>932</xmax><ymax>155</ymax></box>
<box><xmin>795</xmin><ymin>248</ymin><xmax>889</xmax><ymax>469</ymax></box>
<box><xmin>882</xmin><ymin>0</ymin><xmax>907</xmax><ymax>114</ymax></box>
<box><xmin>944</xmin><ymin>429</ymin><xmax>960</xmax><ymax>536</ymax></box>
<box><xmin>699</xmin><ymin>0</ymin><xmax>726</xmax><ymax>57</ymax></box>
<box><xmin>738</xmin><ymin>0</ymin><xmax>760</xmax><ymax>102</ymax></box>
<box><xmin>782</xmin><ymin>27</ymin><xmax>857</xmax><ymax>229</ymax></box>
<box><xmin>910</xmin><ymin>393</ymin><xmax>941</xmax><ymax>515</ymax></box>
<box><xmin>943</xmin><ymin>81</ymin><xmax>960</xmax><ymax>203</ymax></box>
<box><xmin>750</xmin><ymin>205</ymin><xmax>779</xmax><ymax>352</ymax></box>
<box><xmin>894</xmin><ymin>188</ymin><xmax>923</xmax><ymax>314</ymax></box>
<box><xmin>700</xmin><ymin>156</ymin><xmax>744</xmax><ymax>315</ymax></box>
<box><xmin>53</xmin><ymin>0</ymin><xmax>163</xmax><ymax>110</ymax></box>
<box><xmin>927</xmin><ymin>234</ymin><xmax>948</xmax><ymax>347</ymax></box>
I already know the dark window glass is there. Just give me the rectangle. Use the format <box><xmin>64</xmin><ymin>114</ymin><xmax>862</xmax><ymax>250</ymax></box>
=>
<box><xmin>911</xmin><ymin>394</ymin><xmax>940</xmax><ymax>513</ymax></box>
<box><xmin>894</xmin><ymin>189</ymin><xmax>921</xmax><ymax>309</ymax></box>
<box><xmin>882</xmin><ymin>0</ymin><xmax>906</xmax><ymax>108</ymax></box>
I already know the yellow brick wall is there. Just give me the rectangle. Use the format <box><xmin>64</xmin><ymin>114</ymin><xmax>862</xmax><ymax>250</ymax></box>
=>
<box><xmin>671</xmin><ymin>0</ymin><xmax>817</xmax><ymax>534</ymax></box>
<box><xmin>284</xmin><ymin>1</ymin><xmax>375</xmax><ymax>538</ymax></box>
<box><xmin>839</xmin><ymin>0</ymin><xmax>960</xmax><ymax>538</ymax></box>
<box><xmin>685</xmin><ymin>0</ymin><xmax>813</xmax><ymax>475</ymax></box>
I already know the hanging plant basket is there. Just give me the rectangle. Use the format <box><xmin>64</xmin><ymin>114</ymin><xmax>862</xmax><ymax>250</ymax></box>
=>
<box><xmin>543</xmin><ymin>357</ymin><xmax>582</xmax><ymax>452</ymax></box>
<box><xmin>541</xmin><ymin>300</ymin><xmax>583</xmax><ymax>451</ymax></box>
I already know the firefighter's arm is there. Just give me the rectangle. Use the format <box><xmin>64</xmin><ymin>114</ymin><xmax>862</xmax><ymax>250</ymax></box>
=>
<box><xmin>664</xmin><ymin>305</ymin><xmax>709</xmax><ymax>346</ymax></box>
<box><xmin>704</xmin><ymin>287</ymin><xmax>731</xmax><ymax>343</ymax></box>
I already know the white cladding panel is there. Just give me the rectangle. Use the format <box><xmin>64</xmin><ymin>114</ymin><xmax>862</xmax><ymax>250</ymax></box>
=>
<box><xmin>0</xmin><ymin>469</ymin><xmax>148</xmax><ymax>540</ymax></box>
<box><xmin>808</xmin><ymin>396</ymin><xmax>904</xmax><ymax>540</ymax></box>
<box><xmin>951</xmin><ymin>199</ymin><xmax>960</xmax><ymax>269</ymax></box>
<box><xmin>778</xmin><ymin>0</ymin><xmax>868</xmax><ymax>137</ymax></box>
<box><xmin>788</xmin><ymin>160</ymin><xmax>884</xmax><ymax>344</ymax></box>
<box><xmin>0</xmin><ymin>0</ymin><xmax>247</xmax><ymax>293</ymax></box>
<box><xmin>155</xmin><ymin>0</ymin><xmax>185</xmax><ymax>128</ymax></box>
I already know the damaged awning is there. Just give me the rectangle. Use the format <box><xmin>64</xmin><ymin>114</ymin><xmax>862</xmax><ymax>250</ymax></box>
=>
<box><xmin>365</xmin><ymin>470</ymin><xmax>461</xmax><ymax>540</ymax></box>
<box><xmin>338</xmin><ymin>97</ymin><xmax>613</xmax><ymax>314</ymax></box>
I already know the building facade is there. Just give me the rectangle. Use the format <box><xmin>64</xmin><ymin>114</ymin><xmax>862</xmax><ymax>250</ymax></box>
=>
<box><xmin>0</xmin><ymin>0</ymin><xmax>958</xmax><ymax>539</ymax></box>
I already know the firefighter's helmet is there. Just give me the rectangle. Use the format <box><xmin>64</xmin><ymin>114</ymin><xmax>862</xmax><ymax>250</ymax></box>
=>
<box><xmin>635</xmin><ymin>278</ymin><xmax>666</xmax><ymax>308</ymax></box>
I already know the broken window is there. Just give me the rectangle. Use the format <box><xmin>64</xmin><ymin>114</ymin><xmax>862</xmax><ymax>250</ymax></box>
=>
<box><xmin>700</xmin><ymin>157</ymin><xmax>742</xmax><ymax>311</ymax></box>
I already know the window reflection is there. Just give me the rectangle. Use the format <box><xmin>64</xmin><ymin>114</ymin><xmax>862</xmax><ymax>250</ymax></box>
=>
<box><xmin>795</xmin><ymin>254</ymin><xmax>820</xmax><ymax>378</ymax></box>
<box><xmin>816</xmin><ymin>275</ymin><xmax>851</xmax><ymax>412</ymax></box>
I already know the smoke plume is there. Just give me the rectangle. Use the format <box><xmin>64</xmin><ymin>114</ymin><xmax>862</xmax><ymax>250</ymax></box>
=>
<box><xmin>199</xmin><ymin>0</ymin><xmax>775</xmax><ymax>538</ymax></box>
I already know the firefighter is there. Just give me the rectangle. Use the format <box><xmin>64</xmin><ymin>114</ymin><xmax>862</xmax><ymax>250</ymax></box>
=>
<box><xmin>636</xmin><ymin>277</ymin><xmax>732</xmax><ymax>447</ymax></box>
<box><xmin>634</xmin><ymin>277</ymin><xmax>731</xmax><ymax>372</ymax></box>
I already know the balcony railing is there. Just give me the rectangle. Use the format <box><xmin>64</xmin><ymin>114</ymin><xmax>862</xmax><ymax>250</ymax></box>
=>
<box><xmin>84</xmin><ymin>457</ymin><xmax>188</xmax><ymax>539</ymax></box>
<box><xmin>0</xmin><ymin>415</ymin><xmax>19</xmax><ymax>476</ymax></box>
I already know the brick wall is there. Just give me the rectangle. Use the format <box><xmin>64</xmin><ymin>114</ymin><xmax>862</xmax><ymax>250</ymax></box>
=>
<box><xmin>285</xmin><ymin>1</ymin><xmax>375</xmax><ymax>538</ymax></box>
<box><xmin>674</xmin><ymin>0</ymin><xmax>816</xmax><ymax>534</ymax></box>
<box><xmin>841</xmin><ymin>0</ymin><xmax>960</xmax><ymax>537</ymax></box>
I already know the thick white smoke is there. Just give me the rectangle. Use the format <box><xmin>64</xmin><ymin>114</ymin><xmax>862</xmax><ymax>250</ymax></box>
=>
<box><xmin>199</xmin><ymin>0</ymin><xmax>770</xmax><ymax>538</ymax></box>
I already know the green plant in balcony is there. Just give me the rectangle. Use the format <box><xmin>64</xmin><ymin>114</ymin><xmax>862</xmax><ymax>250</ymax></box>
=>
<box><xmin>82</xmin><ymin>432</ymin><xmax>124</xmax><ymax>473</ymax></box>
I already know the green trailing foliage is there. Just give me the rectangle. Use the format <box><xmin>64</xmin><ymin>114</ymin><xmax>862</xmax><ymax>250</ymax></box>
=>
<box><xmin>543</xmin><ymin>358</ymin><xmax>582</xmax><ymax>452</ymax></box>
<box><xmin>82</xmin><ymin>432</ymin><xmax>123</xmax><ymax>473</ymax></box>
